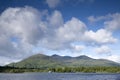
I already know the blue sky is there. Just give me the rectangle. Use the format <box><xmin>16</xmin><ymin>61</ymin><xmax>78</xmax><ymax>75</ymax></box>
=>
<box><xmin>0</xmin><ymin>0</ymin><xmax>120</xmax><ymax>65</ymax></box>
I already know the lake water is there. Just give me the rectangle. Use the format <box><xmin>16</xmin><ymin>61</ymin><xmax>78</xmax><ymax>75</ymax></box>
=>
<box><xmin>0</xmin><ymin>73</ymin><xmax>120</xmax><ymax>80</ymax></box>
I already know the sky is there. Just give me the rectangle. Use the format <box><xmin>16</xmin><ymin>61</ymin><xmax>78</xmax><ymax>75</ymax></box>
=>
<box><xmin>0</xmin><ymin>0</ymin><xmax>120</xmax><ymax>65</ymax></box>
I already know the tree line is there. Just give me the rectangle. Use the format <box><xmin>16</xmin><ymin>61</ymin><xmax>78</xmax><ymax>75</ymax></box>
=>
<box><xmin>0</xmin><ymin>66</ymin><xmax>120</xmax><ymax>73</ymax></box>
<box><xmin>48</xmin><ymin>66</ymin><xmax>120</xmax><ymax>73</ymax></box>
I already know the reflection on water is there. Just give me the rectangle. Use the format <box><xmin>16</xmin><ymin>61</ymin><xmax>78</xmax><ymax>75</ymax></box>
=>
<box><xmin>0</xmin><ymin>73</ymin><xmax>120</xmax><ymax>80</ymax></box>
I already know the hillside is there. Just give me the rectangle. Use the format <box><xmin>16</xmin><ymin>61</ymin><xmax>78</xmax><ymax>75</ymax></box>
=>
<box><xmin>7</xmin><ymin>54</ymin><xmax>120</xmax><ymax>68</ymax></box>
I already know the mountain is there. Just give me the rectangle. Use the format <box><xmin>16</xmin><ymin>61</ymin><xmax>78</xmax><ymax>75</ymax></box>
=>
<box><xmin>7</xmin><ymin>54</ymin><xmax>120</xmax><ymax>68</ymax></box>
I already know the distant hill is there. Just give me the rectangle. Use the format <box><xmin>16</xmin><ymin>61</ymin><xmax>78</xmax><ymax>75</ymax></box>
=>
<box><xmin>7</xmin><ymin>54</ymin><xmax>120</xmax><ymax>68</ymax></box>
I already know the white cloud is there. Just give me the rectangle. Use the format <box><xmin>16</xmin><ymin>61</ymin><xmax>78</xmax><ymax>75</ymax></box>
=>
<box><xmin>107</xmin><ymin>55</ymin><xmax>120</xmax><ymax>63</ymax></box>
<box><xmin>84</xmin><ymin>29</ymin><xmax>117</xmax><ymax>44</ymax></box>
<box><xmin>56</xmin><ymin>17</ymin><xmax>86</xmax><ymax>42</ymax></box>
<box><xmin>94</xmin><ymin>45</ymin><xmax>111</xmax><ymax>54</ymax></box>
<box><xmin>0</xmin><ymin>6</ymin><xmax>119</xmax><ymax>65</ymax></box>
<box><xmin>48</xmin><ymin>10</ymin><xmax>63</xmax><ymax>28</ymax></box>
<box><xmin>71</xmin><ymin>45</ymin><xmax>85</xmax><ymax>51</ymax></box>
<box><xmin>88</xmin><ymin>15</ymin><xmax>106</xmax><ymax>23</ymax></box>
<box><xmin>0</xmin><ymin>6</ymin><xmax>45</xmax><ymax>59</ymax></box>
<box><xmin>0</xmin><ymin>6</ymin><xmax>46</xmax><ymax>44</ymax></box>
<box><xmin>46</xmin><ymin>0</ymin><xmax>60</xmax><ymax>8</ymax></box>
<box><xmin>0</xmin><ymin>7</ymin><xmax>117</xmax><ymax>55</ymax></box>
<box><xmin>40</xmin><ymin>17</ymin><xmax>87</xmax><ymax>49</ymax></box>
<box><xmin>42</xmin><ymin>16</ymin><xmax>118</xmax><ymax>50</ymax></box>
<box><xmin>0</xmin><ymin>56</ymin><xmax>21</xmax><ymax>66</ymax></box>
<box><xmin>0</xmin><ymin>6</ymin><xmax>64</xmax><ymax>61</ymax></box>
<box><xmin>88</xmin><ymin>13</ymin><xmax>120</xmax><ymax>31</ymax></box>
<box><xmin>0</xmin><ymin>35</ymin><xmax>18</xmax><ymax>57</ymax></box>
<box><xmin>104</xmin><ymin>13</ymin><xmax>120</xmax><ymax>31</ymax></box>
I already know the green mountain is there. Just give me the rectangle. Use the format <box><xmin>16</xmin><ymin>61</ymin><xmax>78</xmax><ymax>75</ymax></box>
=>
<box><xmin>7</xmin><ymin>54</ymin><xmax>120</xmax><ymax>68</ymax></box>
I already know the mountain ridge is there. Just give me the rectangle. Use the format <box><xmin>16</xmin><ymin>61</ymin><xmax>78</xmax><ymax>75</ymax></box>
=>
<box><xmin>7</xmin><ymin>53</ymin><xmax>120</xmax><ymax>68</ymax></box>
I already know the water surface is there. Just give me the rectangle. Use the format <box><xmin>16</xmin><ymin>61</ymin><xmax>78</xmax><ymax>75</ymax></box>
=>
<box><xmin>0</xmin><ymin>73</ymin><xmax>120</xmax><ymax>80</ymax></box>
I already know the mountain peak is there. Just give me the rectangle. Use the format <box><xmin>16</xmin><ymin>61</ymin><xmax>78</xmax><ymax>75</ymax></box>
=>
<box><xmin>76</xmin><ymin>55</ymin><xmax>92</xmax><ymax>59</ymax></box>
<box><xmin>32</xmin><ymin>53</ymin><xmax>46</xmax><ymax>56</ymax></box>
<box><xmin>52</xmin><ymin>54</ymin><xmax>61</xmax><ymax>57</ymax></box>
<box><xmin>28</xmin><ymin>53</ymin><xmax>49</xmax><ymax>59</ymax></box>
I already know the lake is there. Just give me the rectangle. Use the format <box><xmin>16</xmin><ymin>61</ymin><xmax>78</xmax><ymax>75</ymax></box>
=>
<box><xmin>0</xmin><ymin>73</ymin><xmax>120</xmax><ymax>80</ymax></box>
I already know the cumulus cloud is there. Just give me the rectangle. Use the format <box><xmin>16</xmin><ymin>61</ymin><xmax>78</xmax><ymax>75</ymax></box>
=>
<box><xmin>56</xmin><ymin>17</ymin><xmax>86</xmax><ymax>42</ymax></box>
<box><xmin>84</xmin><ymin>29</ymin><xmax>117</xmax><ymax>44</ymax></box>
<box><xmin>0</xmin><ymin>35</ymin><xmax>18</xmax><ymax>57</ymax></box>
<box><xmin>0</xmin><ymin>6</ymin><xmax>64</xmax><ymax>60</ymax></box>
<box><xmin>71</xmin><ymin>45</ymin><xmax>85</xmax><ymax>51</ymax></box>
<box><xmin>40</xmin><ymin>17</ymin><xmax>87</xmax><ymax>49</ymax></box>
<box><xmin>88</xmin><ymin>13</ymin><xmax>120</xmax><ymax>31</ymax></box>
<box><xmin>0</xmin><ymin>6</ymin><xmax>119</xmax><ymax>65</ymax></box>
<box><xmin>46</xmin><ymin>0</ymin><xmax>60</xmax><ymax>8</ymax></box>
<box><xmin>0</xmin><ymin>6</ymin><xmax>45</xmax><ymax>59</ymax></box>
<box><xmin>94</xmin><ymin>45</ymin><xmax>111</xmax><ymax>54</ymax></box>
<box><xmin>0</xmin><ymin>6</ymin><xmax>46</xmax><ymax>44</ymax></box>
<box><xmin>42</xmin><ymin>17</ymin><xmax>117</xmax><ymax>49</ymax></box>
<box><xmin>88</xmin><ymin>15</ymin><xmax>106</xmax><ymax>23</ymax></box>
<box><xmin>104</xmin><ymin>13</ymin><xmax>120</xmax><ymax>31</ymax></box>
<box><xmin>0</xmin><ymin>6</ymin><xmax>117</xmax><ymax>52</ymax></box>
<box><xmin>48</xmin><ymin>10</ymin><xmax>63</xmax><ymax>28</ymax></box>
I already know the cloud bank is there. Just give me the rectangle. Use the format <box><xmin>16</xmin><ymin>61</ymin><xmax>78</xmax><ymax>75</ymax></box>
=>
<box><xmin>0</xmin><ymin>6</ymin><xmax>119</xmax><ymax>65</ymax></box>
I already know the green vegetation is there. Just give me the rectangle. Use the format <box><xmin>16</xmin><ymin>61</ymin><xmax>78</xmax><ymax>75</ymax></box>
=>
<box><xmin>48</xmin><ymin>66</ymin><xmax>120</xmax><ymax>73</ymax></box>
<box><xmin>0</xmin><ymin>66</ymin><xmax>46</xmax><ymax>73</ymax></box>
<box><xmin>7</xmin><ymin>54</ymin><xmax>120</xmax><ymax>68</ymax></box>
<box><xmin>0</xmin><ymin>66</ymin><xmax>120</xmax><ymax>73</ymax></box>
<box><xmin>2</xmin><ymin>54</ymin><xmax>120</xmax><ymax>73</ymax></box>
